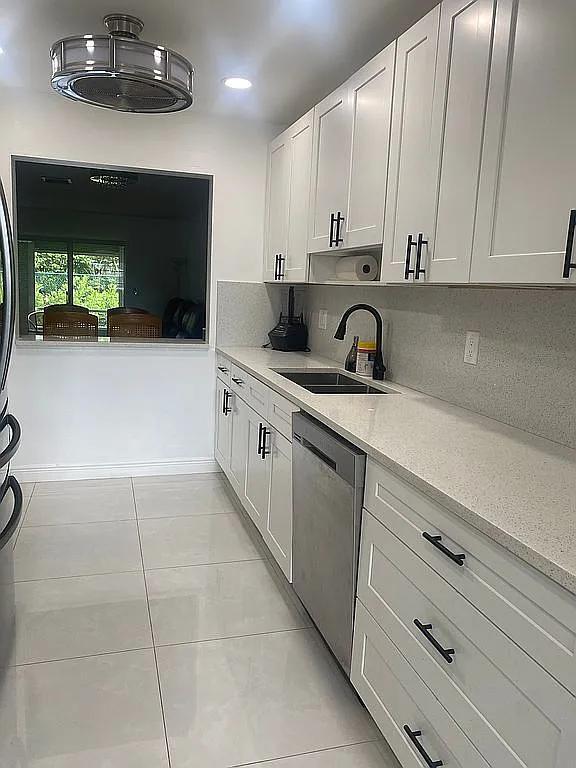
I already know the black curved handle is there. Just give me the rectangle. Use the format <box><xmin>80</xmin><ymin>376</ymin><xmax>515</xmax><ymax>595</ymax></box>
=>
<box><xmin>563</xmin><ymin>210</ymin><xmax>576</xmax><ymax>278</ymax></box>
<box><xmin>0</xmin><ymin>415</ymin><xmax>21</xmax><ymax>469</ymax></box>
<box><xmin>405</xmin><ymin>235</ymin><xmax>417</xmax><ymax>279</ymax></box>
<box><xmin>414</xmin><ymin>619</ymin><xmax>455</xmax><ymax>664</ymax></box>
<box><xmin>404</xmin><ymin>726</ymin><xmax>443</xmax><ymax>768</ymax></box>
<box><xmin>415</xmin><ymin>233</ymin><xmax>428</xmax><ymax>280</ymax></box>
<box><xmin>422</xmin><ymin>531</ymin><xmax>465</xmax><ymax>567</ymax></box>
<box><xmin>0</xmin><ymin>476</ymin><xmax>23</xmax><ymax>551</ymax></box>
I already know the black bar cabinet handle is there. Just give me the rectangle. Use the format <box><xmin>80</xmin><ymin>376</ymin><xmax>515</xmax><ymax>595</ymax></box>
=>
<box><xmin>277</xmin><ymin>254</ymin><xmax>285</xmax><ymax>280</ymax></box>
<box><xmin>405</xmin><ymin>235</ymin><xmax>416</xmax><ymax>279</ymax></box>
<box><xmin>223</xmin><ymin>390</ymin><xmax>232</xmax><ymax>416</ymax></box>
<box><xmin>403</xmin><ymin>726</ymin><xmax>444</xmax><ymax>768</ymax></box>
<box><xmin>335</xmin><ymin>212</ymin><xmax>345</xmax><ymax>246</ymax></box>
<box><xmin>422</xmin><ymin>532</ymin><xmax>466</xmax><ymax>567</ymax></box>
<box><xmin>0</xmin><ymin>414</ymin><xmax>21</xmax><ymax>469</ymax></box>
<box><xmin>415</xmin><ymin>233</ymin><xmax>428</xmax><ymax>280</ymax></box>
<box><xmin>563</xmin><ymin>210</ymin><xmax>576</xmax><ymax>278</ymax></box>
<box><xmin>261</xmin><ymin>427</ymin><xmax>271</xmax><ymax>460</ymax></box>
<box><xmin>329</xmin><ymin>213</ymin><xmax>337</xmax><ymax>247</ymax></box>
<box><xmin>231</xmin><ymin>377</ymin><xmax>244</xmax><ymax>386</ymax></box>
<box><xmin>257</xmin><ymin>423</ymin><xmax>264</xmax><ymax>456</ymax></box>
<box><xmin>0</xmin><ymin>476</ymin><xmax>23</xmax><ymax>551</ymax></box>
<box><xmin>217</xmin><ymin>366</ymin><xmax>229</xmax><ymax>374</ymax></box>
<box><xmin>274</xmin><ymin>254</ymin><xmax>279</xmax><ymax>280</ymax></box>
<box><xmin>414</xmin><ymin>619</ymin><xmax>455</xmax><ymax>664</ymax></box>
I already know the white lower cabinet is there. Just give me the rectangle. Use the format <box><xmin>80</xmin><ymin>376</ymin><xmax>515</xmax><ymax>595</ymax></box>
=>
<box><xmin>215</xmin><ymin>357</ymin><xmax>294</xmax><ymax>582</ymax></box>
<box><xmin>215</xmin><ymin>379</ymin><xmax>232</xmax><ymax>471</ymax></box>
<box><xmin>265</xmin><ymin>430</ymin><xmax>292</xmax><ymax>581</ymax></box>
<box><xmin>352</xmin><ymin>602</ymin><xmax>489</xmax><ymax>768</ymax></box>
<box><xmin>228</xmin><ymin>393</ymin><xmax>248</xmax><ymax>499</ymax></box>
<box><xmin>244</xmin><ymin>406</ymin><xmax>271</xmax><ymax>532</ymax></box>
<box><xmin>352</xmin><ymin>459</ymin><xmax>576</xmax><ymax>768</ymax></box>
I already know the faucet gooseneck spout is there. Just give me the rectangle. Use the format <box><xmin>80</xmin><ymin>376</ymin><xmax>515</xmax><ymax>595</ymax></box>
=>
<box><xmin>334</xmin><ymin>303</ymin><xmax>386</xmax><ymax>381</ymax></box>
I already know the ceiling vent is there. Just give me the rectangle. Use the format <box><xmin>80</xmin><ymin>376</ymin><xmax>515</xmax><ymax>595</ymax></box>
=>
<box><xmin>50</xmin><ymin>14</ymin><xmax>194</xmax><ymax>114</ymax></box>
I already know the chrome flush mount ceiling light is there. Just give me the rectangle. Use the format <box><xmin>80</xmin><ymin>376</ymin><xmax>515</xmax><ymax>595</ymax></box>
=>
<box><xmin>50</xmin><ymin>14</ymin><xmax>194</xmax><ymax>114</ymax></box>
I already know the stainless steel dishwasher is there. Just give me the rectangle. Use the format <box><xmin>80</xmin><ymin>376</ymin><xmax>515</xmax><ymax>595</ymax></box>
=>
<box><xmin>292</xmin><ymin>411</ymin><xmax>366</xmax><ymax>674</ymax></box>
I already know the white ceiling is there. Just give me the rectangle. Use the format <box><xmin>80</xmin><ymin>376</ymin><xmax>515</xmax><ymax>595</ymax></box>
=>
<box><xmin>0</xmin><ymin>0</ymin><xmax>438</xmax><ymax>125</ymax></box>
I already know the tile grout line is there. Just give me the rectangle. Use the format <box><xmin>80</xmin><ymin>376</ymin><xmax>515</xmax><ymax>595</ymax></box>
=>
<box><xmin>9</xmin><ymin>644</ymin><xmax>155</xmax><ymax>669</ymax></box>
<box><xmin>20</xmin><ymin>509</ymin><xmax>239</xmax><ymax>530</ymax></box>
<box><xmin>154</xmin><ymin>626</ymin><xmax>312</xmax><ymax>650</ymax></box>
<box><xmin>228</xmin><ymin>739</ymin><xmax>382</xmax><ymax>767</ymax></box>
<box><xmin>131</xmin><ymin>476</ymin><xmax>173</xmax><ymax>768</ymax></box>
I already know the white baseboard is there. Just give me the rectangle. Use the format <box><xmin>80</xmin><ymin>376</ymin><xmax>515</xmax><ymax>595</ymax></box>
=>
<box><xmin>12</xmin><ymin>458</ymin><xmax>220</xmax><ymax>484</ymax></box>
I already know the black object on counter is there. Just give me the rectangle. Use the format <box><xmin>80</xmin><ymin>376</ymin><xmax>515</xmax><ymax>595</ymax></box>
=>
<box><xmin>268</xmin><ymin>287</ymin><xmax>309</xmax><ymax>352</ymax></box>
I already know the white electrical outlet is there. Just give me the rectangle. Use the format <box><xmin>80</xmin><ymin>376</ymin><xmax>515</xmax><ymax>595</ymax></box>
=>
<box><xmin>318</xmin><ymin>309</ymin><xmax>328</xmax><ymax>330</ymax></box>
<box><xmin>464</xmin><ymin>331</ymin><xmax>480</xmax><ymax>365</ymax></box>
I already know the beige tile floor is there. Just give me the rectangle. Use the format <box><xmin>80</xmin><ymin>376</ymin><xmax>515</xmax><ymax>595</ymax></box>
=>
<box><xmin>1</xmin><ymin>473</ymin><xmax>399</xmax><ymax>768</ymax></box>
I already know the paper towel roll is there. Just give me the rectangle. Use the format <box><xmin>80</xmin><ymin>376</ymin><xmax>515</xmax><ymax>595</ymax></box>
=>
<box><xmin>335</xmin><ymin>254</ymin><xmax>378</xmax><ymax>282</ymax></box>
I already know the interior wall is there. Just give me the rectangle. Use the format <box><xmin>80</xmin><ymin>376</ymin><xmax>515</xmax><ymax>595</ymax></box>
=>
<box><xmin>1</xmin><ymin>89</ymin><xmax>276</xmax><ymax>479</ymax></box>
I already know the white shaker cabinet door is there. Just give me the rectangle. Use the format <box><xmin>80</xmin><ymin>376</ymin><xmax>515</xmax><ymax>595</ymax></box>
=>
<box><xmin>472</xmin><ymin>0</ymin><xmax>576</xmax><ymax>284</ymax></box>
<box><xmin>309</xmin><ymin>85</ymin><xmax>351</xmax><ymax>254</ymax></box>
<box><xmin>215</xmin><ymin>379</ymin><xmax>232</xmax><ymax>473</ymax></box>
<box><xmin>264</xmin><ymin>133</ymin><xmax>289</xmax><ymax>282</ymax></box>
<box><xmin>244</xmin><ymin>407</ymin><xmax>271</xmax><ymax>534</ymax></box>
<box><xmin>228</xmin><ymin>393</ymin><xmax>249</xmax><ymax>501</ymax></box>
<box><xmin>284</xmin><ymin>111</ymin><xmax>314</xmax><ymax>282</ymax></box>
<box><xmin>428</xmin><ymin>0</ymin><xmax>497</xmax><ymax>283</ymax></box>
<box><xmin>265</xmin><ymin>430</ymin><xmax>293</xmax><ymax>582</ymax></box>
<box><xmin>382</xmin><ymin>6</ymin><xmax>440</xmax><ymax>283</ymax></box>
<box><xmin>344</xmin><ymin>42</ymin><xmax>396</xmax><ymax>251</ymax></box>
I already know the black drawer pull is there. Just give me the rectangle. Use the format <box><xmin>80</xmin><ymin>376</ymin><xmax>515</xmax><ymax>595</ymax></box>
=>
<box><xmin>414</xmin><ymin>619</ymin><xmax>455</xmax><ymax>664</ymax></box>
<box><xmin>415</xmin><ymin>233</ymin><xmax>427</xmax><ymax>279</ymax></box>
<box><xmin>231</xmin><ymin>377</ymin><xmax>244</xmax><ymax>386</ymax></box>
<box><xmin>261</xmin><ymin>427</ymin><xmax>271</xmax><ymax>460</ymax></box>
<box><xmin>563</xmin><ymin>209</ymin><xmax>576</xmax><ymax>278</ymax></box>
<box><xmin>422</xmin><ymin>532</ymin><xmax>465</xmax><ymax>566</ymax></box>
<box><xmin>404</xmin><ymin>726</ymin><xmax>443</xmax><ymax>768</ymax></box>
<box><xmin>217</xmin><ymin>366</ymin><xmax>229</xmax><ymax>374</ymax></box>
<box><xmin>405</xmin><ymin>234</ymin><xmax>416</xmax><ymax>279</ymax></box>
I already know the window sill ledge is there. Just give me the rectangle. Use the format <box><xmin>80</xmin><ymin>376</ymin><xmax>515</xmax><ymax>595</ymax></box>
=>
<box><xmin>16</xmin><ymin>337</ymin><xmax>210</xmax><ymax>351</ymax></box>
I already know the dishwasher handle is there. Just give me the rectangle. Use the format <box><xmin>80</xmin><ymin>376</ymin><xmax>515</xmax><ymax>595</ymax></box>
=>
<box><xmin>293</xmin><ymin>433</ymin><xmax>337</xmax><ymax>472</ymax></box>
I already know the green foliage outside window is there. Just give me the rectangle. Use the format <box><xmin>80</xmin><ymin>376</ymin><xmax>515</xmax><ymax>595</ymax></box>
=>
<box><xmin>32</xmin><ymin>245</ymin><xmax>124</xmax><ymax>328</ymax></box>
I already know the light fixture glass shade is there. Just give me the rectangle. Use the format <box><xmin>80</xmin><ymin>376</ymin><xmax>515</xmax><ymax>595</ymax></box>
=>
<box><xmin>50</xmin><ymin>17</ymin><xmax>194</xmax><ymax>113</ymax></box>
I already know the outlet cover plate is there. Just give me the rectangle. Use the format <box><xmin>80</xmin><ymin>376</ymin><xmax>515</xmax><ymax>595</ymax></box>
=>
<box><xmin>464</xmin><ymin>331</ymin><xmax>480</xmax><ymax>365</ymax></box>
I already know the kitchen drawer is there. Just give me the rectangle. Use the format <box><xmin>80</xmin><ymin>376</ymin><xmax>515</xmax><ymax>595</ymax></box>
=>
<box><xmin>364</xmin><ymin>459</ymin><xmax>576</xmax><ymax>695</ymax></box>
<box><xmin>351</xmin><ymin>601</ymin><xmax>489</xmax><ymax>768</ymax></box>
<box><xmin>358</xmin><ymin>510</ymin><xmax>576</xmax><ymax>768</ymax></box>
<box><xmin>230</xmin><ymin>364</ymin><xmax>270</xmax><ymax>416</ymax></box>
<box><xmin>267</xmin><ymin>390</ymin><xmax>299</xmax><ymax>441</ymax></box>
<box><xmin>216</xmin><ymin>354</ymin><xmax>231</xmax><ymax>385</ymax></box>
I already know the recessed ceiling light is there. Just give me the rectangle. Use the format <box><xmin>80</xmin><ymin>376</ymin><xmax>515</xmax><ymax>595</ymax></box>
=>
<box><xmin>223</xmin><ymin>77</ymin><xmax>252</xmax><ymax>90</ymax></box>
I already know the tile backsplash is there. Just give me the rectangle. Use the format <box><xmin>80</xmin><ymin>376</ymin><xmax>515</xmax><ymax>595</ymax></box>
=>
<box><xmin>306</xmin><ymin>284</ymin><xmax>576</xmax><ymax>449</ymax></box>
<box><xmin>217</xmin><ymin>280</ymin><xmax>576</xmax><ymax>450</ymax></box>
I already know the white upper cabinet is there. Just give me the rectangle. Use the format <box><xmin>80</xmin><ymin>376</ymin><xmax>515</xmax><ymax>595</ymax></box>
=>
<box><xmin>344</xmin><ymin>43</ymin><xmax>396</xmax><ymax>251</ymax></box>
<box><xmin>264</xmin><ymin>111</ymin><xmax>314</xmax><ymax>282</ymax></box>
<box><xmin>309</xmin><ymin>85</ymin><xmax>351</xmax><ymax>254</ymax></box>
<box><xmin>309</xmin><ymin>45</ymin><xmax>396</xmax><ymax>256</ymax></box>
<box><xmin>427</xmin><ymin>0</ymin><xmax>497</xmax><ymax>283</ymax></box>
<box><xmin>381</xmin><ymin>7</ymin><xmax>441</xmax><ymax>282</ymax></box>
<box><xmin>472</xmin><ymin>0</ymin><xmax>576</xmax><ymax>284</ymax></box>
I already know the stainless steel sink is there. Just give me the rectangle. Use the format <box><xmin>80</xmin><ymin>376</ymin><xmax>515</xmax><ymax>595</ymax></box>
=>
<box><xmin>273</xmin><ymin>369</ymin><xmax>393</xmax><ymax>395</ymax></box>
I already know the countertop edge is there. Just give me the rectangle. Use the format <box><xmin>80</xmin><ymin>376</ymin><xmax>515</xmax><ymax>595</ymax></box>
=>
<box><xmin>217</xmin><ymin>346</ymin><xmax>576</xmax><ymax>597</ymax></box>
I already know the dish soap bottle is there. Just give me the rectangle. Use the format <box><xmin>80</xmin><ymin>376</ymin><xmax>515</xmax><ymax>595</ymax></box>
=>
<box><xmin>345</xmin><ymin>336</ymin><xmax>359</xmax><ymax>373</ymax></box>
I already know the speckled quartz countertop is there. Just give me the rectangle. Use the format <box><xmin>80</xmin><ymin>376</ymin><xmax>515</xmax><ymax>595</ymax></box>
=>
<box><xmin>218</xmin><ymin>346</ymin><xmax>576</xmax><ymax>596</ymax></box>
